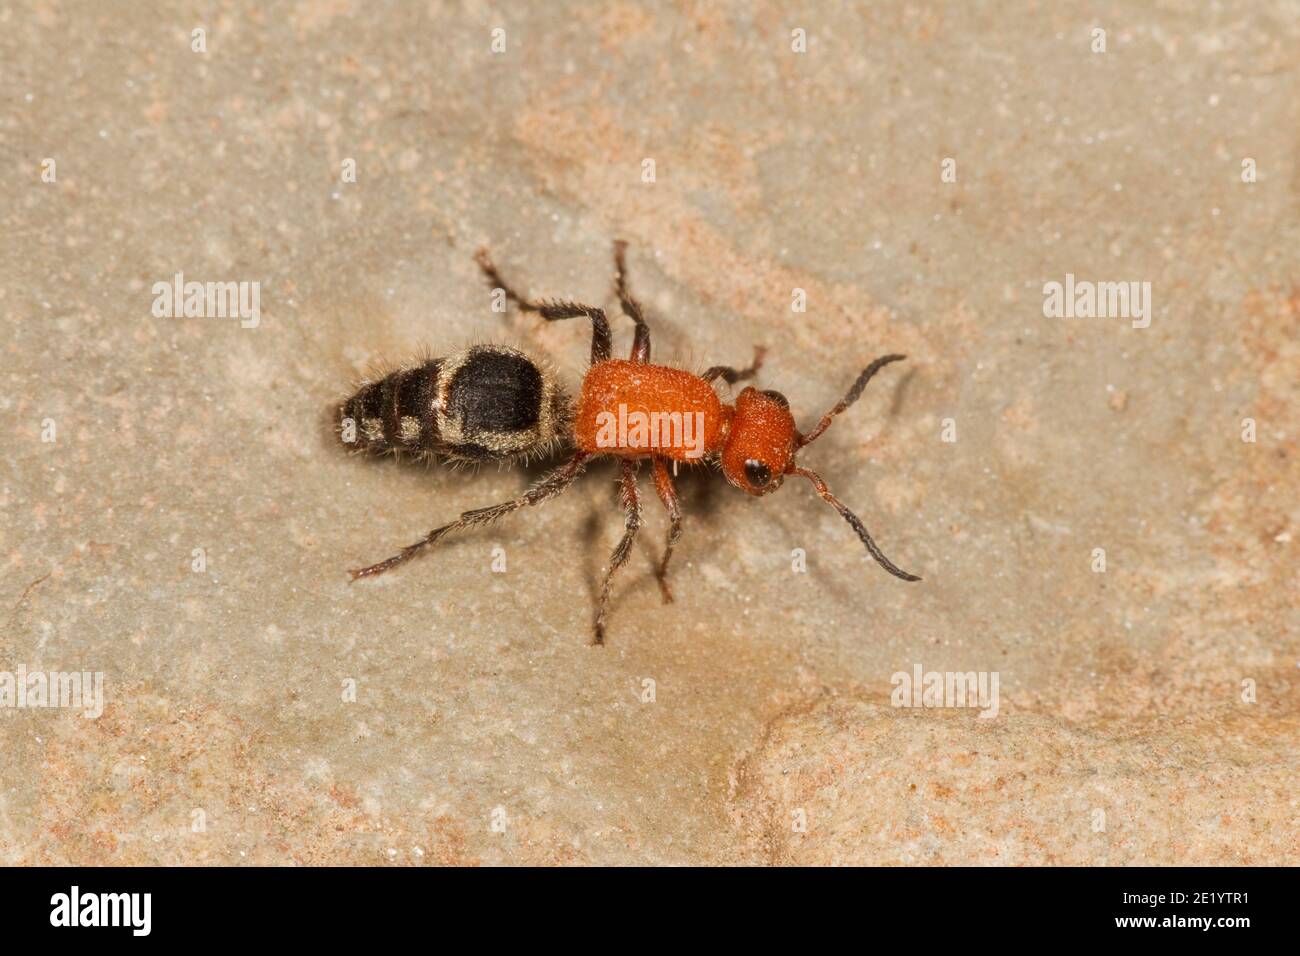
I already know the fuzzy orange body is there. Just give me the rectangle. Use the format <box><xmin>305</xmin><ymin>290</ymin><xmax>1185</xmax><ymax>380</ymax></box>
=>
<box><xmin>575</xmin><ymin>360</ymin><xmax>729</xmax><ymax>462</ymax></box>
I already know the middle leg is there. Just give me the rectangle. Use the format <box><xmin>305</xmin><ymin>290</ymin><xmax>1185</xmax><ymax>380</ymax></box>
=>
<box><xmin>594</xmin><ymin>458</ymin><xmax>643</xmax><ymax>644</ymax></box>
<box><xmin>612</xmin><ymin>240</ymin><xmax>652</xmax><ymax>363</ymax></box>
<box><xmin>651</xmin><ymin>456</ymin><xmax>682</xmax><ymax>604</ymax></box>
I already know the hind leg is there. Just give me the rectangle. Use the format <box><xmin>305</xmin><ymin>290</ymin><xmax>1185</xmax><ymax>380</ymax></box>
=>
<box><xmin>350</xmin><ymin>451</ymin><xmax>591</xmax><ymax>580</ymax></box>
<box><xmin>475</xmin><ymin>248</ymin><xmax>612</xmax><ymax>365</ymax></box>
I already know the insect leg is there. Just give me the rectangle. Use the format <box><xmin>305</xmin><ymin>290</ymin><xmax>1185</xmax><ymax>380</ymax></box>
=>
<box><xmin>651</xmin><ymin>456</ymin><xmax>682</xmax><ymax>604</ymax></box>
<box><xmin>612</xmin><ymin>240</ymin><xmax>652</xmax><ymax>363</ymax></box>
<box><xmin>349</xmin><ymin>451</ymin><xmax>591</xmax><ymax>580</ymax></box>
<box><xmin>475</xmin><ymin>248</ymin><xmax>612</xmax><ymax>364</ymax></box>
<box><xmin>702</xmin><ymin>345</ymin><xmax>767</xmax><ymax>384</ymax></box>
<box><xmin>594</xmin><ymin>459</ymin><xmax>643</xmax><ymax>645</ymax></box>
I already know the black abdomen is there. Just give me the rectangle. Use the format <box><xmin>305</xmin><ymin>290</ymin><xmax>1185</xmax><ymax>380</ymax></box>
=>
<box><xmin>339</xmin><ymin>359</ymin><xmax>442</xmax><ymax>454</ymax></box>
<box><xmin>337</xmin><ymin>345</ymin><xmax>569</xmax><ymax>462</ymax></box>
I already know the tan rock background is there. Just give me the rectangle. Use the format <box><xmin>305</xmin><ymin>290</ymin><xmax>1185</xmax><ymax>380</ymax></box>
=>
<box><xmin>2</xmin><ymin>0</ymin><xmax>1296</xmax><ymax>865</ymax></box>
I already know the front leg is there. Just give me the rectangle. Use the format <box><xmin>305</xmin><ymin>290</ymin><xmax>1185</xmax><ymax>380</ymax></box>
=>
<box><xmin>651</xmin><ymin>456</ymin><xmax>682</xmax><ymax>603</ymax></box>
<box><xmin>702</xmin><ymin>345</ymin><xmax>766</xmax><ymax>384</ymax></box>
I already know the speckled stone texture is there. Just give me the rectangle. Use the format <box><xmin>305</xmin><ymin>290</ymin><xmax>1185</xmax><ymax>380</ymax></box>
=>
<box><xmin>2</xmin><ymin>1</ymin><xmax>1296</xmax><ymax>865</ymax></box>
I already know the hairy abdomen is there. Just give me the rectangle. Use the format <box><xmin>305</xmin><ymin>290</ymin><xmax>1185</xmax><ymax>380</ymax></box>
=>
<box><xmin>338</xmin><ymin>360</ymin><xmax>442</xmax><ymax>454</ymax></box>
<box><xmin>337</xmin><ymin>345</ymin><xmax>570</xmax><ymax>462</ymax></box>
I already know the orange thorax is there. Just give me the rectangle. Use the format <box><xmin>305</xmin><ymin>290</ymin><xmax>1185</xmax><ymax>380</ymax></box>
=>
<box><xmin>575</xmin><ymin>361</ymin><xmax>728</xmax><ymax>461</ymax></box>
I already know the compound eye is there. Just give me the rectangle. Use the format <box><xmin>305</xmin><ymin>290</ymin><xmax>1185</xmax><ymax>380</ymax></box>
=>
<box><xmin>744</xmin><ymin>459</ymin><xmax>772</xmax><ymax>489</ymax></box>
<box><xmin>761</xmin><ymin>389</ymin><xmax>789</xmax><ymax>409</ymax></box>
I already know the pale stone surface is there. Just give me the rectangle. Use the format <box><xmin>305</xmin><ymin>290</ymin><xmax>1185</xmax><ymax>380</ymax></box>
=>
<box><xmin>730</xmin><ymin>698</ymin><xmax>1299</xmax><ymax>865</ymax></box>
<box><xmin>1</xmin><ymin>1</ymin><xmax>1296</xmax><ymax>865</ymax></box>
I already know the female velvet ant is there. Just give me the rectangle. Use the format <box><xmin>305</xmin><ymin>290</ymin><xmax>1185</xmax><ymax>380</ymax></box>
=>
<box><xmin>346</xmin><ymin>242</ymin><xmax>920</xmax><ymax>643</ymax></box>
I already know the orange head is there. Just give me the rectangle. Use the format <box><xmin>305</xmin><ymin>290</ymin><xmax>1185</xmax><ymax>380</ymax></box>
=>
<box><xmin>718</xmin><ymin>354</ymin><xmax>921</xmax><ymax>582</ymax></box>
<box><xmin>719</xmin><ymin>387</ymin><xmax>798</xmax><ymax>496</ymax></box>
